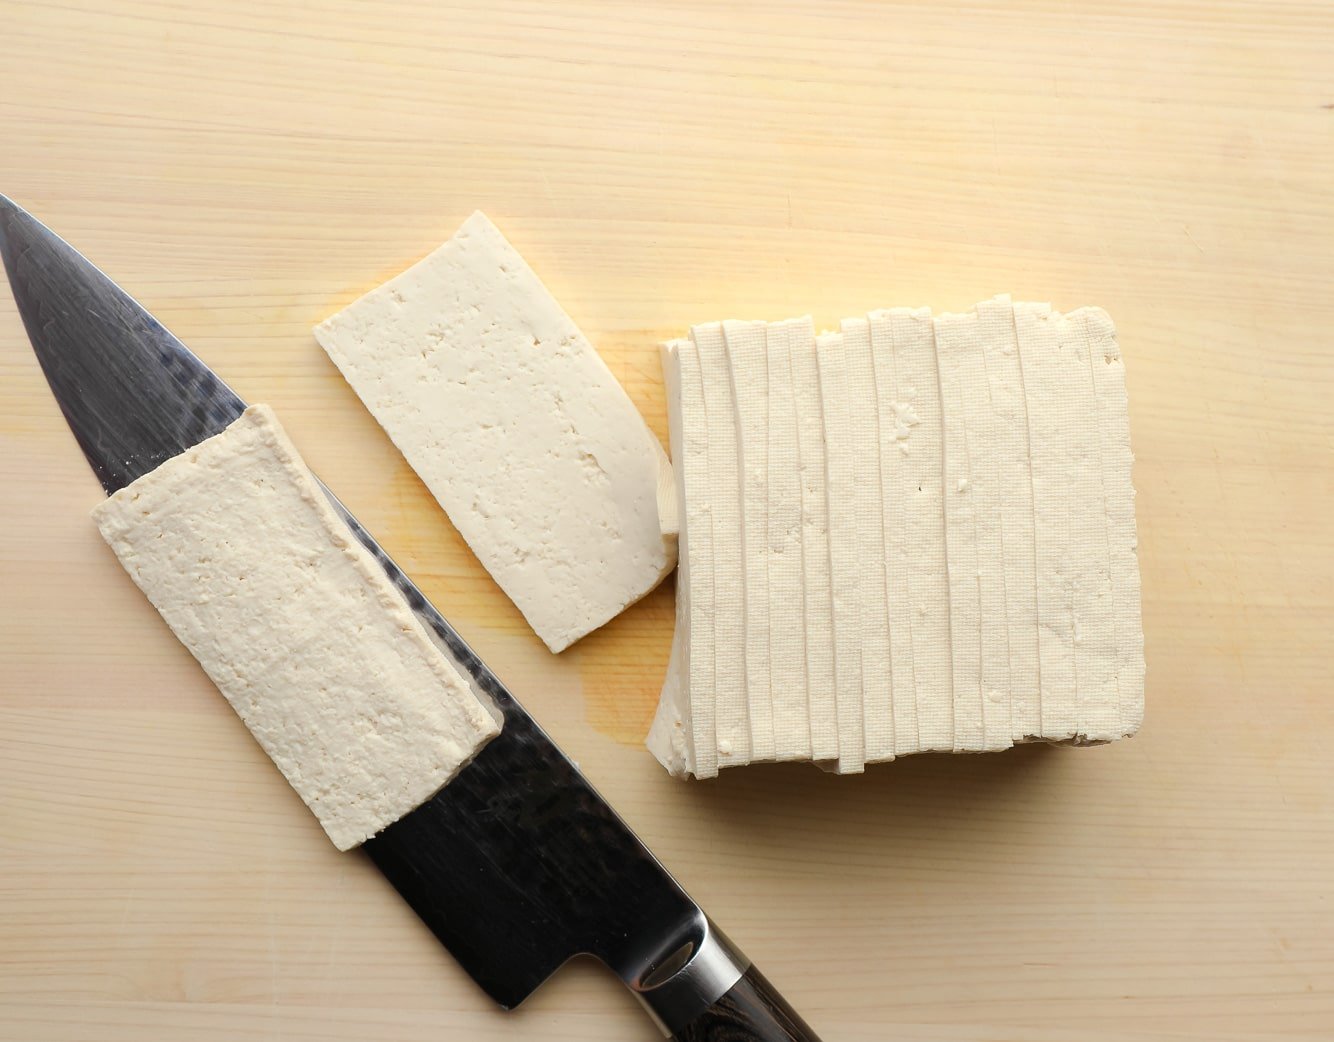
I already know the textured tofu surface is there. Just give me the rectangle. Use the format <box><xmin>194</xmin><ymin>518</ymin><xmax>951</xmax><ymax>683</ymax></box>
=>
<box><xmin>315</xmin><ymin>211</ymin><xmax>674</xmax><ymax>653</ymax></box>
<box><xmin>92</xmin><ymin>405</ymin><xmax>500</xmax><ymax>849</ymax></box>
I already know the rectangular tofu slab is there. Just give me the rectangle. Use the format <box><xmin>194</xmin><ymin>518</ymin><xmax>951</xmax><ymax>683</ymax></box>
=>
<box><xmin>765</xmin><ymin>319</ymin><xmax>812</xmax><ymax>761</ymax></box>
<box><xmin>840</xmin><ymin>317</ymin><xmax>896</xmax><ymax>763</ymax></box>
<box><xmin>789</xmin><ymin>322</ymin><xmax>840</xmax><ymax>763</ymax></box>
<box><xmin>694</xmin><ymin>323</ymin><xmax>752</xmax><ymax>767</ymax></box>
<box><xmin>1076</xmin><ymin>307</ymin><xmax>1145</xmax><ymax>736</ymax></box>
<box><xmin>314</xmin><ymin>211</ymin><xmax>674</xmax><ymax>654</ymax></box>
<box><xmin>876</xmin><ymin>307</ymin><xmax>954</xmax><ymax>753</ymax></box>
<box><xmin>815</xmin><ymin>331</ymin><xmax>866</xmax><ymax>774</ymax></box>
<box><xmin>976</xmin><ymin>296</ymin><xmax>1042</xmax><ymax>743</ymax></box>
<box><xmin>723</xmin><ymin>319</ymin><xmax>776</xmax><ymax>762</ymax></box>
<box><xmin>92</xmin><ymin>406</ymin><xmax>501</xmax><ymax>851</ymax></box>
<box><xmin>932</xmin><ymin>311</ymin><xmax>989</xmax><ymax>752</ymax></box>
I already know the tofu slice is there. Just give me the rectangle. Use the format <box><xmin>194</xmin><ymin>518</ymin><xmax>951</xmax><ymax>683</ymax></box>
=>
<box><xmin>314</xmin><ymin>211</ymin><xmax>674</xmax><ymax>654</ymax></box>
<box><xmin>693</xmin><ymin>323</ymin><xmax>752</xmax><ymax>767</ymax></box>
<box><xmin>815</xmin><ymin>331</ymin><xmax>866</xmax><ymax>774</ymax></box>
<box><xmin>1013</xmin><ymin>304</ymin><xmax>1118</xmax><ymax>741</ymax></box>
<box><xmin>1074</xmin><ymin>306</ymin><xmax>1145</xmax><ymax>737</ymax></box>
<box><xmin>723</xmin><ymin>319</ymin><xmax>776</xmax><ymax>762</ymax></box>
<box><xmin>789</xmin><ymin>322</ymin><xmax>841</xmax><ymax>763</ymax></box>
<box><xmin>647</xmin><ymin>340</ymin><xmax>697</xmax><ymax>777</ymax></box>
<box><xmin>932</xmin><ymin>311</ymin><xmax>988</xmax><ymax>751</ymax></box>
<box><xmin>765</xmin><ymin>320</ymin><xmax>812</xmax><ymax>761</ymax></box>
<box><xmin>976</xmin><ymin>296</ymin><xmax>1042</xmax><ymax>743</ymax></box>
<box><xmin>877</xmin><ymin>307</ymin><xmax>954</xmax><ymax>752</ymax></box>
<box><xmin>867</xmin><ymin>310</ymin><xmax>921</xmax><ymax>757</ymax></box>
<box><xmin>92</xmin><ymin>405</ymin><xmax>500</xmax><ymax>851</ymax></box>
<box><xmin>661</xmin><ymin>338</ymin><xmax>719</xmax><ymax>777</ymax></box>
<box><xmin>839</xmin><ymin>318</ymin><xmax>896</xmax><ymax>764</ymax></box>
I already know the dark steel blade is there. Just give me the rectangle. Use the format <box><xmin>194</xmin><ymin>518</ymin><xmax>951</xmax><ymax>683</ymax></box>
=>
<box><xmin>0</xmin><ymin>195</ymin><xmax>707</xmax><ymax>1010</ymax></box>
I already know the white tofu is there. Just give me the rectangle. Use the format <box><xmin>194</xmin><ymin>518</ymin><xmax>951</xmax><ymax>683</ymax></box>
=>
<box><xmin>663</xmin><ymin>338</ymin><xmax>719</xmax><ymax>777</ymax></box>
<box><xmin>932</xmin><ymin>311</ymin><xmax>987</xmax><ymax>752</ymax></box>
<box><xmin>815</xmin><ymin>331</ymin><xmax>866</xmax><ymax>774</ymax></box>
<box><xmin>1074</xmin><ymin>306</ymin><xmax>1144</xmax><ymax>737</ymax></box>
<box><xmin>92</xmin><ymin>405</ymin><xmax>500</xmax><ymax>851</ymax></box>
<box><xmin>765</xmin><ymin>320</ymin><xmax>813</xmax><ymax>761</ymax></box>
<box><xmin>839</xmin><ymin>318</ymin><xmax>896</xmax><ymax>764</ymax></box>
<box><xmin>314</xmin><ymin>211</ymin><xmax>674</xmax><ymax>654</ymax></box>
<box><xmin>647</xmin><ymin>340</ymin><xmax>696</xmax><ymax>777</ymax></box>
<box><xmin>867</xmin><ymin>310</ymin><xmax>921</xmax><ymax>757</ymax></box>
<box><xmin>876</xmin><ymin>307</ymin><xmax>954</xmax><ymax>753</ymax></box>
<box><xmin>723</xmin><ymin>319</ymin><xmax>776</xmax><ymax>762</ymax></box>
<box><xmin>976</xmin><ymin>296</ymin><xmax>1042</xmax><ymax>743</ymax></box>
<box><xmin>789</xmin><ymin>321</ymin><xmax>840</xmax><ymax>763</ymax></box>
<box><xmin>693</xmin><ymin>323</ymin><xmax>752</xmax><ymax>766</ymax></box>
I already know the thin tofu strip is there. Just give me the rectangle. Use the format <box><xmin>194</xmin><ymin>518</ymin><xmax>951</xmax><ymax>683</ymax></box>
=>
<box><xmin>92</xmin><ymin>405</ymin><xmax>500</xmax><ymax>851</ymax></box>
<box><xmin>314</xmin><ymin>212</ymin><xmax>673</xmax><ymax>654</ymax></box>
<box><xmin>765</xmin><ymin>320</ymin><xmax>813</xmax><ymax>761</ymax></box>
<box><xmin>670</xmin><ymin>338</ymin><xmax>719</xmax><ymax>777</ymax></box>
<box><xmin>693</xmin><ymin>324</ymin><xmax>752</xmax><ymax>767</ymax></box>
<box><xmin>883</xmin><ymin>308</ymin><xmax>955</xmax><ymax>752</ymax></box>
<box><xmin>647</xmin><ymin>340</ymin><xmax>697</xmax><ymax>777</ymax></box>
<box><xmin>1060</xmin><ymin>310</ymin><xmax>1127</xmax><ymax>742</ymax></box>
<box><xmin>976</xmin><ymin>296</ymin><xmax>1042</xmax><ymax>742</ymax></box>
<box><xmin>723</xmin><ymin>319</ymin><xmax>777</xmax><ymax>762</ymax></box>
<box><xmin>867</xmin><ymin>310</ymin><xmax>921</xmax><ymax>756</ymax></box>
<box><xmin>1075</xmin><ymin>307</ymin><xmax>1145</xmax><ymax>737</ymax></box>
<box><xmin>840</xmin><ymin>318</ymin><xmax>895</xmax><ymax>763</ymax></box>
<box><xmin>933</xmin><ymin>312</ymin><xmax>987</xmax><ymax>751</ymax></box>
<box><xmin>790</xmin><ymin>322</ymin><xmax>841</xmax><ymax>762</ymax></box>
<box><xmin>815</xmin><ymin>331</ymin><xmax>866</xmax><ymax>774</ymax></box>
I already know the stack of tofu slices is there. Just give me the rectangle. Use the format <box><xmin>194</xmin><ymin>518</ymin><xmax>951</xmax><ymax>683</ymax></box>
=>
<box><xmin>648</xmin><ymin>297</ymin><xmax>1144</xmax><ymax>777</ymax></box>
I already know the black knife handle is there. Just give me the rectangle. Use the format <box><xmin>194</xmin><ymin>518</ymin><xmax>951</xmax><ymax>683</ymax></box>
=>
<box><xmin>669</xmin><ymin>964</ymin><xmax>823</xmax><ymax>1042</ymax></box>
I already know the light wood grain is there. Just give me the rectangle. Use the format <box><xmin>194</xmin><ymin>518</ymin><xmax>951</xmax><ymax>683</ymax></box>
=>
<box><xmin>1</xmin><ymin>1</ymin><xmax>1332</xmax><ymax>1039</ymax></box>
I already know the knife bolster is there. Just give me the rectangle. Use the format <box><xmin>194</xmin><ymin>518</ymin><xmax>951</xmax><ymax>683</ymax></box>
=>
<box><xmin>631</xmin><ymin>917</ymin><xmax>749</xmax><ymax>1036</ymax></box>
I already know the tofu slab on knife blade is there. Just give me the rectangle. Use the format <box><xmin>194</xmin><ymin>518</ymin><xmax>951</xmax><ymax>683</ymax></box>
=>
<box><xmin>0</xmin><ymin>196</ymin><xmax>822</xmax><ymax>1042</ymax></box>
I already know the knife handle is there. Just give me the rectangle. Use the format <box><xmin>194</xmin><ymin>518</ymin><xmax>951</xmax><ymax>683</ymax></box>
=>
<box><xmin>668</xmin><ymin>964</ymin><xmax>822</xmax><ymax>1042</ymax></box>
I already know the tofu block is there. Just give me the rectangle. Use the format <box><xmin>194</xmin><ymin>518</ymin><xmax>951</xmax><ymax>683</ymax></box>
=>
<box><xmin>723</xmin><ymin>319</ymin><xmax>776</xmax><ymax>762</ymax></box>
<box><xmin>694</xmin><ymin>323</ymin><xmax>752</xmax><ymax>766</ymax></box>
<box><xmin>92</xmin><ymin>405</ymin><xmax>501</xmax><ymax>851</ymax></box>
<box><xmin>314</xmin><ymin>211</ymin><xmax>674</xmax><ymax>654</ymax></box>
<box><xmin>840</xmin><ymin>318</ymin><xmax>896</xmax><ymax>764</ymax></box>
<box><xmin>815</xmin><ymin>331</ymin><xmax>866</xmax><ymax>774</ymax></box>
<box><xmin>877</xmin><ymin>307</ymin><xmax>954</xmax><ymax>753</ymax></box>
<box><xmin>789</xmin><ymin>322</ymin><xmax>840</xmax><ymax>763</ymax></box>
<box><xmin>1075</xmin><ymin>307</ymin><xmax>1145</xmax><ymax>737</ymax></box>
<box><xmin>976</xmin><ymin>296</ymin><xmax>1041</xmax><ymax>743</ymax></box>
<box><xmin>932</xmin><ymin>311</ymin><xmax>988</xmax><ymax>752</ymax></box>
<box><xmin>765</xmin><ymin>320</ymin><xmax>812</xmax><ymax>761</ymax></box>
<box><xmin>867</xmin><ymin>310</ymin><xmax>921</xmax><ymax>757</ymax></box>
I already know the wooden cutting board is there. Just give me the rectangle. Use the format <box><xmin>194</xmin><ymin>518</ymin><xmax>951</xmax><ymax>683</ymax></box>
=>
<box><xmin>1</xmin><ymin>3</ymin><xmax>1331</xmax><ymax>1040</ymax></box>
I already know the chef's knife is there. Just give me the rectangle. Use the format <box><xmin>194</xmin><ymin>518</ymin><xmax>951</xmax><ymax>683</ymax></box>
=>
<box><xmin>0</xmin><ymin>195</ymin><xmax>822</xmax><ymax>1042</ymax></box>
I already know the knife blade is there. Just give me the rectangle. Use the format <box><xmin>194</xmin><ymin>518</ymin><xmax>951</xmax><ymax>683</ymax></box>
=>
<box><xmin>0</xmin><ymin>195</ymin><xmax>822</xmax><ymax>1041</ymax></box>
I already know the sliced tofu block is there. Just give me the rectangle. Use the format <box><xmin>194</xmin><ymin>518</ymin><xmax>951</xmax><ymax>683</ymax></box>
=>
<box><xmin>693</xmin><ymin>323</ymin><xmax>752</xmax><ymax>767</ymax></box>
<box><xmin>840</xmin><ymin>317</ymin><xmax>896</xmax><ymax>764</ymax></box>
<box><xmin>314</xmin><ymin>211</ymin><xmax>674</xmax><ymax>654</ymax></box>
<box><xmin>723</xmin><ymin>319</ymin><xmax>776</xmax><ymax>762</ymax></box>
<box><xmin>665</xmin><ymin>337</ymin><xmax>719</xmax><ymax>777</ymax></box>
<box><xmin>647</xmin><ymin>339</ymin><xmax>697</xmax><ymax>777</ymax></box>
<box><xmin>1075</xmin><ymin>307</ymin><xmax>1145</xmax><ymax>737</ymax></box>
<box><xmin>867</xmin><ymin>310</ymin><xmax>921</xmax><ymax>757</ymax></box>
<box><xmin>789</xmin><ymin>322</ymin><xmax>841</xmax><ymax>763</ymax></box>
<box><xmin>765</xmin><ymin>320</ymin><xmax>812</xmax><ymax>761</ymax></box>
<box><xmin>1013</xmin><ymin>304</ymin><xmax>1117</xmax><ymax>742</ymax></box>
<box><xmin>92</xmin><ymin>405</ymin><xmax>501</xmax><ymax>851</ymax></box>
<box><xmin>932</xmin><ymin>311</ymin><xmax>988</xmax><ymax>752</ymax></box>
<box><xmin>815</xmin><ymin>331</ymin><xmax>866</xmax><ymax>774</ymax></box>
<box><xmin>976</xmin><ymin>295</ymin><xmax>1042</xmax><ymax>743</ymax></box>
<box><xmin>876</xmin><ymin>307</ymin><xmax>954</xmax><ymax>752</ymax></box>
